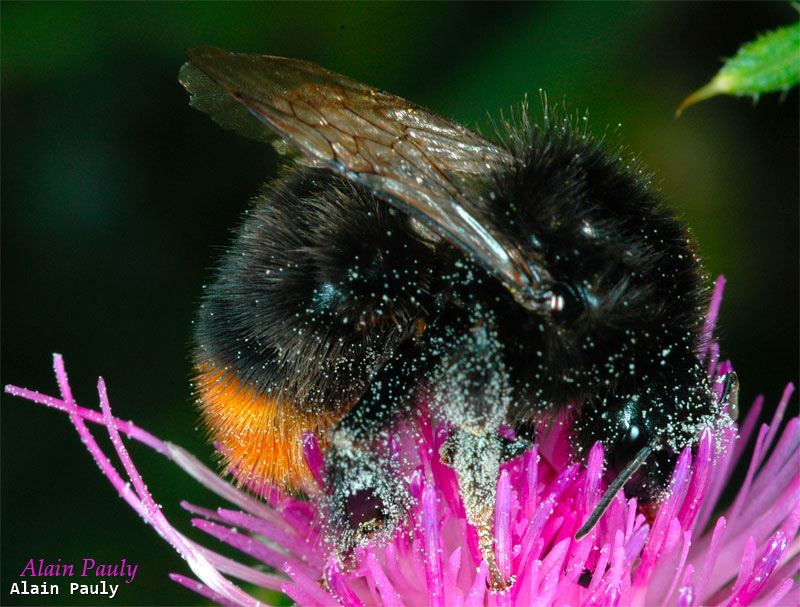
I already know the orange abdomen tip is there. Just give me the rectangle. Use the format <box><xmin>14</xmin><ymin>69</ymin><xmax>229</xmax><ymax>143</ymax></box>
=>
<box><xmin>195</xmin><ymin>361</ymin><xmax>338</xmax><ymax>495</ymax></box>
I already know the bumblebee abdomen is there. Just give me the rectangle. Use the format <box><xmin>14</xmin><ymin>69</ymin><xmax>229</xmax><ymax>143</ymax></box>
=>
<box><xmin>193</xmin><ymin>169</ymin><xmax>437</xmax><ymax>490</ymax></box>
<box><xmin>194</xmin><ymin>360</ymin><xmax>340</xmax><ymax>492</ymax></box>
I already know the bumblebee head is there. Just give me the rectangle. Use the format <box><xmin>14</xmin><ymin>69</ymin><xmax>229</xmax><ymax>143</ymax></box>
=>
<box><xmin>573</xmin><ymin>365</ymin><xmax>736</xmax><ymax>539</ymax></box>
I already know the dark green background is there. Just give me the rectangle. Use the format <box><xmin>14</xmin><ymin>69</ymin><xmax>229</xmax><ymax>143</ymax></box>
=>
<box><xmin>2</xmin><ymin>2</ymin><xmax>797</xmax><ymax>606</ymax></box>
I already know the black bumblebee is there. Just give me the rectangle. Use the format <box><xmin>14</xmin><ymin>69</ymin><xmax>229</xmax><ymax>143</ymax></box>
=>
<box><xmin>181</xmin><ymin>47</ymin><xmax>735</xmax><ymax>583</ymax></box>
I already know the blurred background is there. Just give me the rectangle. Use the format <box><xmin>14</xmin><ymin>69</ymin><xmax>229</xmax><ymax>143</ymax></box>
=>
<box><xmin>2</xmin><ymin>2</ymin><xmax>797</xmax><ymax>605</ymax></box>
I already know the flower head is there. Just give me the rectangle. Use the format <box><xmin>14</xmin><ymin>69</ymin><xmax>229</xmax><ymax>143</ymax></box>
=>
<box><xmin>5</xmin><ymin>278</ymin><xmax>799</xmax><ymax>606</ymax></box>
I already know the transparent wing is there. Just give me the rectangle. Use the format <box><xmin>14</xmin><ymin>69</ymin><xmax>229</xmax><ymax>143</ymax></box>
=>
<box><xmin>180</xmin><ymin>47</ymin><xmax>547</xmax><ymax>310</ymax></box>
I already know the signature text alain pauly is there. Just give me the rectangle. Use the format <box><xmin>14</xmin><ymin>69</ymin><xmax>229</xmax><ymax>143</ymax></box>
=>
<box><xmin>10</xmin><ymin>558</ymin><xmax>138</xmax><ymax>599</ymax></box>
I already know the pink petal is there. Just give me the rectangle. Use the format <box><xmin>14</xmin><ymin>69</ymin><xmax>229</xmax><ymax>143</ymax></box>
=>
<box><xmin>421</xmin><ymin>482</ymin><xmax>445</xmax><ymax>607</ymax></box>
<box><xmin>725</xmin><ymin>531</ymin><xmax>788</xmax><ymax>606</ymax></box>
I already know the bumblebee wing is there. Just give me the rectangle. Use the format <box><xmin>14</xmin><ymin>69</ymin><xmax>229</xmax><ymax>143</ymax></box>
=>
<box><xmin>180</xmin><ymin>47</ymin><xmax>547</xmax><ymax>310</ymax></box>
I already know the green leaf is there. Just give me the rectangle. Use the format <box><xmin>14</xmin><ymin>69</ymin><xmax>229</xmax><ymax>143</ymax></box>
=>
<box><xmin>677</xmin><ymin>20</ymin><xmax>800</xmax><ymax>115</ymax></box>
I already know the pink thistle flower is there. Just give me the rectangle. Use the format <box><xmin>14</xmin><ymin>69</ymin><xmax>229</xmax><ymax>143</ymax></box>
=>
<box><xmin>5</xmin><ymin>278</ymin><xmax>799</xmax><ymax>606</ymax></box>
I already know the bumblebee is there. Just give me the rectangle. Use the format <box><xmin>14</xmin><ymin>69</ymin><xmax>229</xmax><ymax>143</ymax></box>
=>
<box><xmin>181</xmin><ymin>48</ymin><xmax>736</xmax><ymax>581</ymax></box>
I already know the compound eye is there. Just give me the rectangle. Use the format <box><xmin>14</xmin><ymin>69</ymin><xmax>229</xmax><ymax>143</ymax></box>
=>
<box><xmin>612</xmin><ymin>423</ymin><xmax>649</xmax><ymax>473</ymax></box>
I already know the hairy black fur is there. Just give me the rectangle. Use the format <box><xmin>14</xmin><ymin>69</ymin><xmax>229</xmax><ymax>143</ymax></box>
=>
<box><xmin>196</xmin><ymin>116</ymin><xmax>716</xmax><ymax>503</ymax></box>
<box><xmin>195</xmin><ymin>170</ymin><xmax>441</xmax><ymax>411</ymax></box>
<box><xmin>487</xmin><ymin>118</ymin><xmax>709</xmax><ymax>405</ymax></box>
<box><xmin>485</xmin><ymin>116</ymin><xmax>713</xmax><ymax>495</ymax></box>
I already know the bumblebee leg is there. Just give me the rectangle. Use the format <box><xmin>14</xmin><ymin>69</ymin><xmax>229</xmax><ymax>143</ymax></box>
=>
<box><xmin>499</xmin><ymin>420</ymin><xmax>536</xmax><ymax>462</ymax></box>
<box><xmin>440</xmin><ymin>428</ymin><xmax>510</xmax><ymax>590</ymax></box>
<box><xmin>434</xmin><ymin>321</ymin><xmax>514</xmax><ymax>590</ymax></box>
<box><xmin>719</xmin><ymin>370</ymin><xmax>740</xmax><ymax>420</ymax></box>
<box><xmin>322</xmin><ymin>340</ymin><xmax>424</xmax><ymax>555</ymax></box>
<box><xmin>323</xmin><ymin>434</ymin><xmax>411</xmax><ymax>557</ymax></box>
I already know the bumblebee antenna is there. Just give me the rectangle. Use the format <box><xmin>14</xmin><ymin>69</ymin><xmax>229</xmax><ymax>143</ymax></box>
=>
<box><xmin>575</xmin><ymin>444</ymin><xmax>653</xmax><ymax>540</ymax></box>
